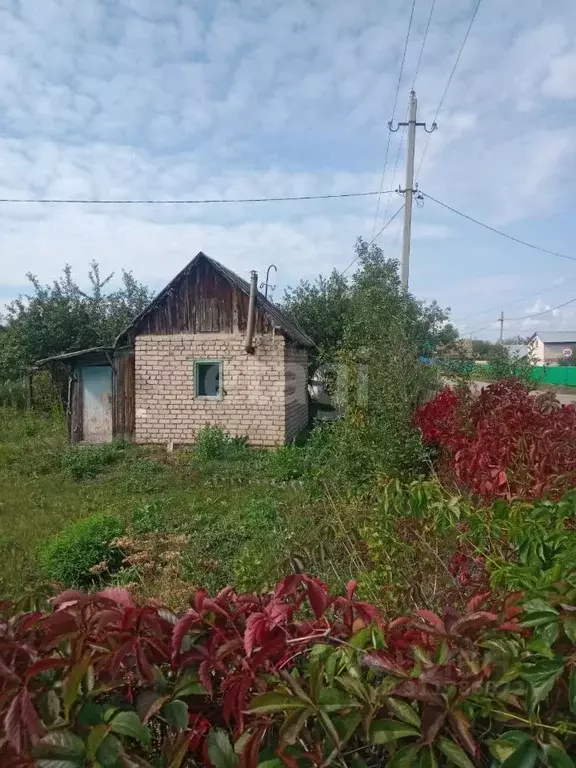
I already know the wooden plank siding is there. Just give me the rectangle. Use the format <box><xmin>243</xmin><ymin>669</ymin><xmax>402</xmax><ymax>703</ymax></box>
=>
<box><xmin>121</xmin><ymin>258</ymin><xmax>272</xmax><ymax>344</ymax></box>
<box><xmin>113</xmin><ymin>350</ymin><xmax>135</xmax><ymax>442</ymax></box>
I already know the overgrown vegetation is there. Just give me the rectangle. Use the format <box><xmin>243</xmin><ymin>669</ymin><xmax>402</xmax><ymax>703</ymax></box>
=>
<box><xmin>416</xmin><ymin>378</ymin><xmax>576</xmax><ymax>501</ymax></box>
<box><xmin>2</xmin><ymin>577</ymin><xmax>575</xmax><ymax>767</ymax></box>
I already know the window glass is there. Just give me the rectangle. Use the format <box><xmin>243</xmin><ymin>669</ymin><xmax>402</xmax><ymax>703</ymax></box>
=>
<box><xmin>195</xmin><ymin>361</ymin><xmax>221</xmax><ymax>398</ymax></box>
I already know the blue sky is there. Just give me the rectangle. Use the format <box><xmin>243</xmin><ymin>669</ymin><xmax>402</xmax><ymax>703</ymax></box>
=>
<box><xmin>1</xmin><ymin>0</ymin><xmax>576</xmax><ymax>340</ymax></box>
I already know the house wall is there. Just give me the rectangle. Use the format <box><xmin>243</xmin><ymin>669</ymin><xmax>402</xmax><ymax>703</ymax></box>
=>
<box><xmin>134</xmin><ymin>333</ymin><xmax>288</xmax><ymax>447</ymax></box>
<box><xmin>543</xmin><ymin>341</ymin><xmax>575</xmax><ymax>365</ymax></box>
<box><xmin>285</xmin><ymin>345</ymin><xmax>309</xmax><ymax>442</ymax></box>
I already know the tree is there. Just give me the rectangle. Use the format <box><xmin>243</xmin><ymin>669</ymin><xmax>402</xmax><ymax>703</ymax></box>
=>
<box><xmin>281</xmin><ymin>269</ymin><xmax>349</xmax><ymax>374</ymax></box>
<box><xmin>316</xmin><ymin>239</ymin><xmax>457</xmax><ymax>484</ymax></box>
<box><xmin>0</xmin><ymin>262</ymin><xmax>153</xmax><ymax>381</ymax></box>
<box><xmin>282</xmin><ymin>241</ymin><xmax>457</xmax><ymax>376</ymax></box>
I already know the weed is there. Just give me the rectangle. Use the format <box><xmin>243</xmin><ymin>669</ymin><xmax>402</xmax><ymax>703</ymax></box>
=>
<box><xmin>40</xmin><ymin>512</ymin><xmax>126</xmax><ymax>587</ymax></box>
<box><xmin>194</xmin><ymin>425</ymin><xmax>250</xmax><ymax>462</ymax></box>
<box><xmin>61</xmin><ymin>441</ymin><xmax>129</xmax><ymax>480</ymax></box>
<box><xmin>130</xmin><ymin>501</ymin><xmax>168</xmax><ymax>535</ymax></box>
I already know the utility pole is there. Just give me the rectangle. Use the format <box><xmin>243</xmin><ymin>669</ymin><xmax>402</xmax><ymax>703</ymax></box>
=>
<box><xmin>499</xmin><ymin>310</ymin><xmax>504</xmax><ymax>342</ymax></box>
<box><xmin>389</xmin><ymin>91</ymin><xmax>436</xmax><ymax>289</ymax></box>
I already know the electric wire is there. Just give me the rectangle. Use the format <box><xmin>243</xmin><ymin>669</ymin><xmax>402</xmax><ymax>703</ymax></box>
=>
<box><xmin>0</xmin><ymin>190</ymin><xmax>394</xmax><ymax>205</ymax></box>
<box><xmin>371</xmin><ymin>0</ymin><xmax>418</xmax><ymax>240</ymax></box>
<box><xmin>454</xmin><ymin>274</ymin><xmax>576</xmax><ymax>323</ymax></box>
<box><xmin>344</xmin><ymin>205</ymin><xmax>404</xmax><ymax>275</ymax></box>
<box><xmin>422</xmin><ymin>192</ymin><xmax>576</xmax><ymax>263</ymax></box>
<box><xmin>416</xmin><ymin>0</ymin><xmax>484</xmax><ymax>180</ymax></box>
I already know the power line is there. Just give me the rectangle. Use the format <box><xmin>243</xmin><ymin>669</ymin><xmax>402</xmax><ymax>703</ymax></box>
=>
<box><xmin>466</xmin><ymin>297</ymin><xmax>576</xmax><ymax>336</ymax></box>
<box><xmin>0</xmin><ymin>190</ymin><xmax>394</xmax><ymax>206</ymax></box>
<box><xmin>411</xmin><ymin>0</ymin><xmax>437</xmax><ymax>90</ymax></box>
<box><xmin>344</xmin><ymin>205</ymin><xmax>404</xmax><ymax>275</ymax></box>
<box><xmin>416</xmin><ymin>0</ymin><xmax>483</xmax><ymax>180</ymax></box>
<box><xmin>371</xmin><ymin>0</ymin><xmax>418</xmax><ymax>239</ymax></box>
<box><xmin>506</xmin><ymin>297</ymin><xmax>576</xmax><ymax>322</ymax></box>
<box><xmin>422</xmin><ymin>191</ymin><xmax>576</xmax><ymax>263</ymax></box>
<box><xmin>379</xmin><ymin>0</ymin><xmax>436</xmax><ymax>236</ymax></box>
<box><xmin>454</xmin><ymin>274</ymin><xmax>576</xmax><ymax>322</ymax></box>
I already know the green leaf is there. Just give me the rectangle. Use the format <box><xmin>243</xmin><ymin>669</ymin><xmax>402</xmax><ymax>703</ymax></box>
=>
<box><xmin>535</xmin><ymin>620</ymin><xmax>560</xmax><ymax>647</ymax></box>
<box><xmin>565</xmin><ymin>616</ymin><xmax>576</xmax><ymax>644</ymax></box>
<box><xmin>86</xmin><ymin>724</ymin><xmax>111</xmax><ymax>760</ymax></box>
<box><xmin>523</xmin><ymin>598</ymin><xmax>559</xmax><ymax>615</ymax></box>
<box><xmin>541</xmin><ymin>745</ymin><xmax>575</xmax><ymax>768</ymax></box>
<box><xmin>418</xmin><ymin>747</ymin><xmax>439</xmax><ymax>768</ymax></box>
<box><xmin>257</xmin><ymin>761</ymin><xmax>284</xmax><ymax>768</ymax></box>
<box><xmin>522</xmin><ymin>611</ymin><xmax>560</xmax><ymax>628</ymax></box>
<box><xmin>348</xmin><ymin>626</ymin><xmax>374</xmax><ymax>649</ymax></box>
<box><xmin>500</xmin><ymin>739</ymin><xmax>538</xmax><ymax>768</ymax></box>
<box><xmin>436</xmin><ymin>737</ymin><xmax>475</xmax><ymax>768</ymax></box>
<box><xmin>174</xmin><ymin>680</ymin><xmax>206</xmax><ymax>697</ymax></box>
<box><xmin>33</xmin><ymin>731</ymin><xmax>86</xmax><ymax>767</ymax></box>
<box><xmin>334</xmin><ymin>710</ymin><xmax>362</xmax><ymax>744</ymax></box>
<box><xmin>521</xmin><ymin>659</ymin><xmax>565</xmax><ymax>710</ymax></box>
<box><xmin>569</xmin><ymin>668</ymin><xmax>576</xmax><ymax>716</ymax></box>
<box><xmin>95</xmin><ymin>734</ymin><xmax>124</xmax><ymax>768</ymax></box>
<box><xmin>248</xmin><ymin>692</ymin><xmax>309</xmax><ymax>714</ymax></box>
<box><xmin>162</xmin><ymin>699</ymin><xmax>189</xmax><ymax>729</ymax></box>
<box><xmin>318</xmin><ymin>688</ymin><xmax>359</xmax><ymax>712</ymax></box>
<box><xmin>63</xmin><ymin>655</ymin><xmax>92</xmax><ymax>718</ymax></box>
<box><xmin>388</xmin><ymin>744</ymin><xmax>421</xmax><ymax>767</ymax></box>
<box><xmin>78</xmin><ymin>702</ymin><xmax>103</xmax><ymax>726</ymax></box>
<box><xmin>369</xmin><ymin>719</ymin><xmax>420</xmax><ymax>744</ymax></box>
<box><xmin>109</xmin><ymin>710</ymin><xmax>152</xmax><ymax>746</ymax></box>
<box><xmin>206</xmin><ymin>728</ymin><xmax>238</xmax><ymax>768</ymax></box>
<box><xmin>490</xmin><ymin>731</ymin><xmax>532</xmax><ymax>761</ymax></box>
<box><xmin>279</xmin><ymin>707</ymin><xmax>313</xmax><ymax>746</ymax></box>
<box><xmin>386</xmin><ymin>697</ymin><xmax>421</xmax><ymax>727</ymax></box>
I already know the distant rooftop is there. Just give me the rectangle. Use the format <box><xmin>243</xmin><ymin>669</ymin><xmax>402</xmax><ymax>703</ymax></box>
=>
<box><xmin>532</xmin><ymin>331</ymin><xmax>576</xmax><ymax>343</ymax></box>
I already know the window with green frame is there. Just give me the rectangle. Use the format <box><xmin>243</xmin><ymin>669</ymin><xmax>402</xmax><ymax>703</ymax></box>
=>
<box><xmin>194</xmin><ymin>360</ymin><xmax>222</xmax><ymax>399</ymax></box>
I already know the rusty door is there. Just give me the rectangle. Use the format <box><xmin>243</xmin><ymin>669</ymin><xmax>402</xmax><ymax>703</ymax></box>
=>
<box><xmin>82</xmin><ymin>366</ymin><xmax>113</xmax><ymax>443</ymax></box>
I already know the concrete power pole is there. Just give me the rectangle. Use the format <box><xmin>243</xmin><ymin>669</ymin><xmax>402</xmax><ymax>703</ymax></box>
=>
<box><xmin>390</xmin><ymin>91</ymin><xmax>436</xmax><ymax>289</ymax></box>
<box><xmin>499</xmin><ymin>310</ymin><xmax>504</xmax><ymax>342</ymax></box>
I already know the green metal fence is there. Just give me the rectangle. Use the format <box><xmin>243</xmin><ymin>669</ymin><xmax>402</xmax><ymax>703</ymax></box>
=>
<box><xmin>531</xmin><ymin>366</ymin><xmax>576</xmax><ymax>387</ymax></box>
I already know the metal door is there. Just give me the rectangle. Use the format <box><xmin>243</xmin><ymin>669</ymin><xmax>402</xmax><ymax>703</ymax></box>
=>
<box><xmin>82</xmin><ymin>366</ymin><xmax>113</xmax><ymax>443</ymax></box>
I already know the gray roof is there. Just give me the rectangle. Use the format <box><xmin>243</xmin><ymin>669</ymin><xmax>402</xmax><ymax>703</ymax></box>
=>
<box><xmin>116</xmin><ymin>252</ymin><xmax>314</xmax><ymax>348</ymax></box>
<box><xmin>37</xmin><ymin>346</ymin><xmax>112</xmax><ymax>366</ymax></box>
<box><xmin>532</xmin><ymin>331</ymin><xmax>576</xmax><ymax>344</ymax></box>
<box><xmin>505</xmin><ymin>344</ymin><xmax>530</xmax><ymax>359</ymax></box>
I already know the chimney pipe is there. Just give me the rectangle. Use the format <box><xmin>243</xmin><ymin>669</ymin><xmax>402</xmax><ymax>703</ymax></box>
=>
<box><xmin>245</xmin><ymin>270</ymin><xmax>258</xmax><ymax>353</ymax></box>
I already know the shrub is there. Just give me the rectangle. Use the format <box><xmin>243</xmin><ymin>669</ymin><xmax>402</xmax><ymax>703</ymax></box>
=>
<box><xmin>1</xmin><ymin>577</ymin><xmax>575</xmax><ymax>767</ymax></box>
<box><xmin>415</xmin><ymin>379</ymin><xmax>576</xmax><ymax>501</ymax></box>
<box><xmin>61</xmin><ymin>441</ymin><xmax>128</xmax><ymax>480</ymax></box>
<box><xmin>264</xmin><ymin>444</ymin><xmax>308</xmax><ymax>481</ymax></box>
<box><xmin>40</xmin><ymin>512</ymin><xmax>125</xmax><ymax>586</ymax></box>
<box><xmin>195</xmin><ymin>425</ymin><xmax>249</xmax><ymax>462</ymax></box>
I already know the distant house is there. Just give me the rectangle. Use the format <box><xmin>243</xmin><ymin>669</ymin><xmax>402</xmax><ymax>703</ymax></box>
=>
<box><xmin>37</xmin><ymin>252</ymin><xmax>313</xmax><ymax>447</ymax></box>
<box><xmin>504</xmin><ymin>344</ymin><xmax>531</xmax><ymax>360</ymax></box>
<box><xmin>528</xmin><ymin>331</ymin><xmax>576</xmax><ymax>365</ymax></box>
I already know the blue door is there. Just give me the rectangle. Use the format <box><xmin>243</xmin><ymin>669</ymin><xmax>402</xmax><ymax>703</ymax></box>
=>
<box><xmin>82</xmin><ymin>366</ymin><xmax>113</xmax><ymax>443</ymax></box>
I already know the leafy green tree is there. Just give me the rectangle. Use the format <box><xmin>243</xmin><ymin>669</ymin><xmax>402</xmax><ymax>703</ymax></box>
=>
<box><xmin>315</xmin><ymin>239</ymin><xmax>457</xmax><ymax>485</ymax></box>
<box><xmin>282</xmin><ymin>270</ymin><xmax>349</xmax><ymax>374</ymax></box>
<box><xmin>0</xmin><ymin>262</ymin><xmax>152</xmax><ymax>381</ymax></box>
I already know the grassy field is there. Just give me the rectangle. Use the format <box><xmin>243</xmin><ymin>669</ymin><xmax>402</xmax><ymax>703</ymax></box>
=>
<box><xmin>0</xmin><ymin>407</ymin><xmax>355</xmax><ymax>605</ymax></box>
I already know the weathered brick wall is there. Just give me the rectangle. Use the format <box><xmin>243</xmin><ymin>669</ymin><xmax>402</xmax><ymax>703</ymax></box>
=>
<box><xmin>135</xmin><ymin>334</ymin><xmax>286</xmax><ymax>447</ymax></box>
<box><xmin>285</xmin><ymin>345</ymin><xmax>309</xmax><ymax>442</ymax></box>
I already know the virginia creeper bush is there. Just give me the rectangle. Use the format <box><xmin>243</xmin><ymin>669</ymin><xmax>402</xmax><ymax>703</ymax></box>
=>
<box><xmin>415</xmin><ymin>379</ymin><xmax>576</xmax><ymax>501</ymax></box>
<box><xmin>1</xmin><ymin>576</ymin><xmax>575</xmax><ymax>767</ymax></box>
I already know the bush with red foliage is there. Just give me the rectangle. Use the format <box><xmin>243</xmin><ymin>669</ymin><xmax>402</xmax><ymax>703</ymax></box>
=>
<box><xmin>1</xmin><ymin>577</ymin><xmax>576</xmax><ymax>766</ymax></box>
<box><xmin>415</xmin><ymin>378</ymin><xmax>576</xmax><ymax>501</ymax></box>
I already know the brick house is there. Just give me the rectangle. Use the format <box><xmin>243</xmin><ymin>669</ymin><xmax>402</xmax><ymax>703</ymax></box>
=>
<box><xmin>38</xmin><ymin>253</ymin><xmax>313</xmax><ymax>447</ymax></box>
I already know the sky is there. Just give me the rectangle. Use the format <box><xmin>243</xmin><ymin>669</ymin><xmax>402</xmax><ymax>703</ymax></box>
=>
<box><xmin>1</xmin><ymin>0</ymin><xmax>576</xmax><ymax>340</ymax></box>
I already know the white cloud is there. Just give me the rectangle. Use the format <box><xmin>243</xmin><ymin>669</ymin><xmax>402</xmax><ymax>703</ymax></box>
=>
<box><xmin>0</xmin><ymin>0</ymin><xmax>576</xmax><ymax>332</ymax></box>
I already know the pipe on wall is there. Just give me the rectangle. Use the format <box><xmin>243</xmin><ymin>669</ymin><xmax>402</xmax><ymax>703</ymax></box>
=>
<box><xmin>245</xmin><ymin>270</ymin><xmax>258</xmax><ymax>353</ymax></box>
